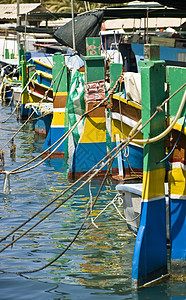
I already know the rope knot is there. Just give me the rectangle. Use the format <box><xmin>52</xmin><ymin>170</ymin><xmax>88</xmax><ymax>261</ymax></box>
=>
<box><xmin>156</xmin><ymin>106</ymin><xmax>163</xmax><ymax>112</ymax></box>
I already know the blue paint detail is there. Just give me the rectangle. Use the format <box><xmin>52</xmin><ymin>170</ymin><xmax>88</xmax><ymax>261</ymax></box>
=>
<box><xmin>32</xmin><ymin>61</ymin><xmax>52</xmax><ymax>74</ymax></box>
<box><xmin>25</xmin><ymin>52</ymin><xmax>51</xmax><ymax>61</ymax></box>
<box><xmin>37</xmin><ymin>73</ymin><xmax>52</xmax><ymax>87</ymax></box>
<box><xmin>43</xmin><ymin>127</ymin><xmax>65</xmax><ymax>152</ymax></box>
<box><xmin>121</xmin><ymin>143</ymin><xmax>143</xmax><ymax>170</ymax></box>
<box><xmin>21</xmin><ymin>103</ymin><xmax>29</xmax><ymax>119</ymax></box>
<box><xmin>131</xmin><ymin>43</ymin><xmax>186</xmax><ymax>70</ymax></box>
<box><xmin>43</xmin><ymin>158</ymin><xmax>68</xmax><ymax>173</ymax></box>
<box><xmin>131</xmin><ymin>44</ymin><xmax>144</xmax><ymax>57</ymax></box>
<box><xmin>68</xmin><ymin>141</ymin><xmax>143</xmax><ymax>175</ymax></box>
<box><xmin>132</xmin><ymin>198</ymin><xmax>167</xmax><ymax>286</ymax></box>
<box><xmin>69</xmin><ymin>142</ymin><xmax>108</xmax><ymax>174</ymax></box>
<box><xmin>33</xmin><ymin>111</ymin><xmax>52</xmax><ymax>135</ymax></box>
<box><xmin>5</xmin><ymin>89</ymin><xmax>13</xmax><ymax>100</ymax></box>
<box><xmin>160</xmin><ymin>47</ymin><xmax>186</xmax><ymax>62</ymax></box>
<box><xmin>170</xmin><ymin>198</ymin><xmax>186</xmax><ymax>261</ymax></box>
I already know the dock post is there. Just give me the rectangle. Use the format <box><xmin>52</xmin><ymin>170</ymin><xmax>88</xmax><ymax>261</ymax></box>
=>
<box><xmin>132</xmin><ymin>44</ymin><xmax>168</xmax><ymax>287</ymax></box>
<box><xmin>20</xmin><ymin>54</ymin><xmax>29</xmax><ymax>120</ymax></box>
<box><xmin>68</xmin><ymin>53</ymin><xmax>107</xmax><ymax>178</ymax></box>
<box><xmin>43</xmin><ymin>53</ymin><xmax>68</xmax><ymax>156</ymax></box>
<box><xmin>166</xmin><ymin>66</ymin><xmax>186</xmax><ymax>281</ymax></box>
<box><xmin>19</xmin><ymin>43</ymin><xmax>24</xmax><ymax>80</ymax></box>
<box><xmin>5</xmin><ymin>49</ymin><xmax>9</xmax><ymax>59</ymax></box>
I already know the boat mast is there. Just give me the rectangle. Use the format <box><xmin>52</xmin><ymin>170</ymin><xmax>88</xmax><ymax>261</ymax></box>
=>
<box><xmin>71</xmin><ymin>0</ymin><xmax>76</xmax><ymax>52</ymax></box>
<box><xmin>17</xmin><ymin>0</ymin><xmax>20</xmax><ymax>54</ymax></box>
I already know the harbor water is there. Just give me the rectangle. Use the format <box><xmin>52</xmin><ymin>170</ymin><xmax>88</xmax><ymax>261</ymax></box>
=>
<box><xmin>0</xmin><ymin>103</ymin><xmax>186</xmax><ymax>299</ymax></box>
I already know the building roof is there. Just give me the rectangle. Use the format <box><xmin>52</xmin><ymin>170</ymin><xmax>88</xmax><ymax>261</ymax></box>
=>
<box><xmin>0</xmin><ymin>4</ymin><xmax>48</xmax><ymax>21</ymax></box>
<box><xmin>78</xmin><ymin>0</ymin><xmax>186</xmax><ymax>10</ymax></box>
<box><xmin>104</xmin><ymin>17</ymin><xmax>186</xmax><ymax>30</ymax></box>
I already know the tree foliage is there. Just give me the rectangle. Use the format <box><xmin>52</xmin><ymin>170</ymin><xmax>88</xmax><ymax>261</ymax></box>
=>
<box><xmin>2</xmin><ymin>0</ymin><xmax>110</xmax><ymax>13</ymax></box>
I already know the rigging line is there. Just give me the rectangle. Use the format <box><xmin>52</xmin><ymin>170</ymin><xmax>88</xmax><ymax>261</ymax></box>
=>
<box><xmin>80</xmin><ymin>193</ymin><xmax>119</xmax><ymax>235</ymax></box>
<box><xmin>112</xmin><ymin>201</ymin><xmax>141</xmax><ymax>222</ymax></box>
<box><xmin>0</xmin><ymin>65</ymin><xmax>65</xmax><ymax>152</ymax></box>
<box><xmin>1</xmin><ymin>106</ymin><xmax>17</xmax><ymax>124</ymax></box>
<box><xmin>157</xmin><ymin>114</ymin><xmax>186</xmax><ymax>164</ymax></box>
<box><xmin>7</xmin><ymin>88</ymin><xmax>14</xmax><ymax>107</ymax></box>
<box><xmin>0</xmin><ymin>82</ymin><xmax>177</xmax><ymax>246</ymax></box>
<box><xmin>0</xmin><ymin>135</ymin><xmax>124</xmax><ymax>245</ymax></box>
<box><xmin>0</xmin><ymin>137</ymin><xmax>124</xmax><ymax>251</ymax></box>
<box><xmin>0</xmin><ymin>79</ymin><xmax>185</xmax><ymax>248</ymax></box>
<box><xmin>1</xmin><ymin>94</ymin><xmax>164</xmax><ymax>250</ymax></box>
<box><xmin>1</xmin><ymin>73</ymin><xmax>122</xmax><ymax>174</ymax></box>
<box><xmin>0</xmin><ymin>71</ymin><xmax>37</xmax><ymax>124</ymax></box>
<box><xmin>89</xmin><ymin>179</ymin><xmax>98</xmax><ymax>229</ymax></box>
<box><xmin>0</xmin><ymin>110</ymin><xmax>35</xmax><ymax>151</ymax></box>
<box><xmin>10</xmin><ymin>116</ymin><xmax>83</xmax><ymax>175</ymax></box>
<box><xmin>0</xmin><ymin>162</ymin><xmax>112</xmax><ymax>275</ymax></box>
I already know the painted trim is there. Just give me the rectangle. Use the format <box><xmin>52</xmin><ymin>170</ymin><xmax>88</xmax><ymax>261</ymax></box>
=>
<box><xmin>51</xmin><ymin>111</ymin><xmax>65</xmax><ymax>126</ymax></box>
<box><xmin>28</xmin><ymin>90</ymin><xmax>53</xmax><ymax>102</ymax></box>
<box><xmin>53</xmin><ymin>92</ymin><xmax>68</xmax><ymax>97</ymax></box>
<box><xmin>33</xmin><ymin>59</ymin><xmax>52</xmax><ymax>69</ymax></box>
<box><xmin>36</xmin><ymin>70</ymin><xmax>52</xmax><ymax>80</ymax></box>
<box><xmin>142</xmin><ymin>169</ymin><xmax>166</xmax><ymax>200</ymax></box>
<box><xmin>112</xmin><ymin>94</ymin><xmax>141</xmax><ymax>110</ymax></box>
<box><xmin>79</xmin><ymin>117</ymin><xmax>106</xmax><ymax>143</ymax></box>
<box><xmin>51</xmin><ymin>125</ymin><xmax>65</xmax><ymax>128</ymax></box>
<box><xmin>169</xmin><ymin>195</ymin><xmax>186</xmax><ymax>200</ymax></box>
<box><xmin>53</xmin><ymin>108</ymin><xmax>66</xmax><ymax>113</ymax></box>
<box><xmin>111</xmin><ymin>111</ymin><xmax>140</xmax><ymax>128</ymax></box>
<box><xmin>169</xmin><ymin>161</ymin><xmax>186</xmax><ymax>170</ymax></box>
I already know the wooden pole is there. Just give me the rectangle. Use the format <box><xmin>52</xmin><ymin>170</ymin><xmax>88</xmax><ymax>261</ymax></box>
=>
<box><xmin>71</xmin><ymin>0</ymin><xmax>76</xmax><ymax>52</ymax></box>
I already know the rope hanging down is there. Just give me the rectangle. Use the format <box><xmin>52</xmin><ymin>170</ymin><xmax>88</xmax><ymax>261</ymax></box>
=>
<box><xmin>0</xmin><ymin>81</ymin><xmax>185</xmax><ymax>247</ymax></box>
<box><xmin>0</xmin><ymin>62</ymin><xmax>66</xmax><ymax>146</ymax></box>
<box><xmin>0</xmin><ymin>158</ymin><xmax>113</xmax><ymax>275</ymax></box>
<box><xmin>0</xmin><ymin>74</ymin><xmax>123</xmax><ymax>193</ymax></box>
<box><xmin>0</xmin><ymin>80</ymin><xmax>185</xmax><ymax>275</ymax></box>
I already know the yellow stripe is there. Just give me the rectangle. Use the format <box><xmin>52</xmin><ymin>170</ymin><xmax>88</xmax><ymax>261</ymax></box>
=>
<box><xmin>80</xmin><ymin>117</ymin><xmax>106</xmax><ymax>143</ymax></box>
<box><xmin>79</xmin><ymin>117</ymin><xmax>143</xmax><ymax>144</ymax></box>
<box><xmin>142</xmin><ymin>168</ymin><xmax>166</xmax><ymax>200</ymax></box>
<box><xmin>53</xmin><ymin>92</ymin><xmax>68</xmax><ymax>97</ymax></box>
<box><xmin>51</xmin><ymin>111</ymin><xmax>65</xmax><ymax>126</ymax></box>
<box><xmin>21</xmin><ymin>93</ymin><xmax>28</xmax><ymax>104</ymax></box>
<box><xmin>172</xmin><ymin>123</ymin><xmax>186</xmax><ymax>135</ymax></box>
<box><xmin>112</xmin><ymin>94</ymin><xmax>141</xmax><ymax>110</ymax></box>
<box><xmin>30</xmin><ymin>80</ymin><xmax>53</xmax><ymax>92</ymax></box>
<box><xmin>111</xmin><ymin>119</ymin><xmax>143</xmax><ymax>143</ymax></box>
<box><xmin>168</xmin><ymin>167</ymin><xmax>186</xmax><ymax>196</ymax></box>
<box><xmin>28</xmin><ymin>94</ymin><xmax>39</xmax><ymax>103</ymax></box>
<box><xmin>36</xmin><ymin>70</ymin><xmax>52</xmax><ymax>80</ymax></box>
<box><xmin>33</xmin><ymin>59</ymin><xmax>52</xmax><ymax>69</ymax></box>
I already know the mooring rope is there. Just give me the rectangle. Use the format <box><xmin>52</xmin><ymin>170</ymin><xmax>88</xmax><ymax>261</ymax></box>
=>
<box><xmin>0</xmin><ymin>71</ymin><xmax>37</xmax><ymax>124</ymax></box>
<box><xmin>0</xmin><ymin>65</ymin><xmax>65</xmax><ymax>152</ymax></box>
<box><xmin>0</xmin><ymin>161</ymin><xmax>113</xmax><ymax>275</ymax></box>
<box><xmin>81</xmin><ymin>192</ymin><xmax>141</xmax><ymax>236</ymax></box>
<box><xmin>0</xmin><ymin>130</ymin><xmax>134</xmax><ymax>252</ymax></box>
<box><xmin>0</xmin><ymin>110</ymin><xmax>35</xmax><ymax>152</ymax></box>
<box><xmin>0</xmin><ymin>94</ymin><xmax>170</xmax><ymax>252</ymax></box>
<box><xmin>0</xmin><ymin>79</ymin><xmax>185</xmax><ymax>275</ymax></box>
<box><xmin>157</xmin><ymin>114</ymin><xmax>186</xmax><ymax>164</ymax></box>
<box><xmin>0</xmin><ymin>81</ymin><xmax>185</xmax><ymax>246</ymax></box>
<box><xmin>0</xmin><ymin>76</ymin><xmax>124</xmax><ymax>241</ymax></box>
<box><xmin>0</xmin><ymin>73</ymin><xmax>122</xmax><ymax>178</ymax></box>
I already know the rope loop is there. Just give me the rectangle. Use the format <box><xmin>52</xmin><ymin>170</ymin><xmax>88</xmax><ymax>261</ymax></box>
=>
<box><xmin>3</xmin><ymin>171</ymin><xmax>11</xmax><ymax>194</ymax></box>
<box><xmin>156</xmin><ymin>105</ymin><xmax>163</xmax><ymax>112</ymax></box>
